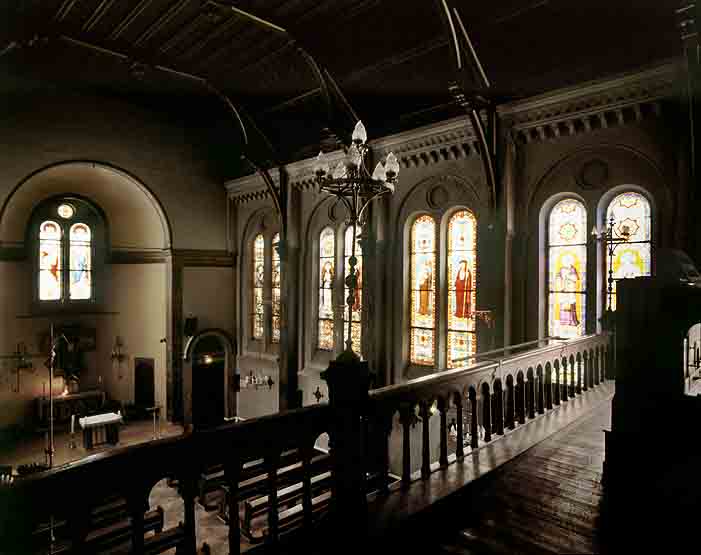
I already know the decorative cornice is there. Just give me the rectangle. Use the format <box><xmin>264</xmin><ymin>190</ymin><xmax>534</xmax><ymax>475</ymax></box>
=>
<box><xmin>225</xmin><ymin>59</ymin><xmax>682</xmax><ymax>203</ymax></box>
<box><xmin>174</xmin><ymin>249</ymin><xmax>234</xmax><ymax>268</ymax></box>
<box><xmin>500</xmin><ymin>59</ymin><xmax>682</xmax><ymax>144</ymax></box>
<box><xmin>110</xmin><ymin>249</ymin><xmax>167</xmax><ymax>264</ymax></box>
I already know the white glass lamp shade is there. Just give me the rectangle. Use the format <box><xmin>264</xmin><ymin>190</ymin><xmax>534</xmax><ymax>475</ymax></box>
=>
<box><xmin>384</xmin><ymin>152</ymin><xmax>400</xmax><ymax>179</ymax></box>
<box><xmin>346</xmin><ymin>144</ymin><xmax>361</xmax><ymax>168</ymax></box>
<box><xmin>332</xmin><ymin>162</ymin><xmax>346</xmax><ymax>179</ymax></box>
<box><xmin>372</xmin><ymin>162</ymin><xmax>385</xmax><ymax>181</ymax></box>
<box><xmin>315</xmin><ymin>151</ymin><xmax>329</xmax><ymax>176</ymax></box>
<box><xmin>352</xmin><ymin>120</ymin><xmax>367</xmax><ymax>144</ymax></box>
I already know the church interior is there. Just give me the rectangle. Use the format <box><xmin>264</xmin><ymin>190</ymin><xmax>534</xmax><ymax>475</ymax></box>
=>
<box><xmin>0</xmin><ymin>1</ymin><xmax>699</xmax><ymax>554</ymax></box>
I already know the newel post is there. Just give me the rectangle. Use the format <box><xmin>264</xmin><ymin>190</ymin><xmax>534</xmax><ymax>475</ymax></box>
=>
<box><xmin>321</xmin><ymin>354</ymin><xmax>370</xmax><ymax>537</ymax></box>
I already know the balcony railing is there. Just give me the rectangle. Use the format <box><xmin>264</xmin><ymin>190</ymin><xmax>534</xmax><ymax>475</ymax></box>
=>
<box><xmin>0</xmin><ymin>333</ymin><xmax>611</xmax><ymax>554</ymax></box>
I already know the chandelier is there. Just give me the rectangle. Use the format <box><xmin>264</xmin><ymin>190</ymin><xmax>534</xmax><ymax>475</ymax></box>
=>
<box><xmin>313</xmin><ymin>121</ymin><xmax>400</xmax><ymax>359</ymax></box>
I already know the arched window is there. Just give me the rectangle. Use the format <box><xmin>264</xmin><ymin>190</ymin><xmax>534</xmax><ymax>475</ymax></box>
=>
<box><xmin>272</xmin><ymin>233</ymin><xmax>281</xmax><ymax>343</ymax></box>
<box><xmin>447</xmin><ymin>210</ymin><xmax>477</xmax><ymax>368</ymax></box>
<box><xmin>318</xmin><ymin>227</ymin><xmax>335</xmax><ymax>351</ymax></box>
<box><xmin>39</xmin><ymin>220</ymin><xmax>63</xmax><ymax>301</ymax></box>
<box><xmin>548</xmin><ymin>198</ymin><xmax>587</xmax><ymax>339</ymax></box>
<box><xmin>605</xmin><ymin>191</ymin><xmax>652</xmax><ymax>310</ymax></box>
<box><xmin>410</xmin><ymin>215</ymin><xmax>437</xmax><ymax>366</ymax></box>
<box><xmin>344</xmin><ymin>226</ymin><xmax>362</xmax><ymax>353</ymax></box>
<box><xmin>34</xmin><ymin>198</ymin><xmax>103</xmax><ymax>308</ymax></box>
<box><xmin>252</xmin><ymin>234</ymin><xmax>265</xmax><ymax>339</ymax></box>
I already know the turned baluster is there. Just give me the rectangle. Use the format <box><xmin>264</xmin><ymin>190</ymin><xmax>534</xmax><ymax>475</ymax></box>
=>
<box><xmin>594</xmin><ymin>351</ymin><xmax>600</xmax><ymax>386</ymax></box>
<box><xmin>553</xmin><ymin>365</ymin><xmax>561</xmax><ymax>406</ymax></box>
<box><xmin>438</xmin><ymin>398</ymin><xmax>449</xmax><ymax>468</ymax></box>
<box><xmin>576</xmin><ymin>356</ymin><xmax>582</xmax><ymax>394</ymax></box>
<box><xmin>127</xmin><ymin>492</ymin><xmax>146</xmax><ymax>554</ymax></box>
<box><xmin>469</xmin><ymin>389</ymin><xmax>478</xmax><ymax>449</ymax></box>
<box><xmin>420</xmin><ymin>401</ymin><xmax>431</xmax><ymax>480</ymax></box>
<box><xmin>67</xmin><ymin>508</ymin><xmax>91</xmax><ymax>555</ymax></box>
<box><xmin>583</xmin><ymin>353</ymin><xmax>589</xmax><ymax>391</ymax></box>
<box><xmin>399</xmin><ymin>404</ymin><xmax>414</xmax><ymax>487</ymax></box>
<box><xmin>545</xmin><ymin>365</ymin><xmax>553</xmax><ymax>410</ymax></box>
<box><xmin>493</xmin><ymin>383</ymin><xmax>504</xmax><ymax>435</ymax></box>
<box><xmin>537</xmin><ymin>368</ymin><xmax>545</xmax><ymax>414</ymax></box>
<box><xmin>265</xmin><ymin>451</ymin><xmax>281</xmax><ymax>545</ymax></box>
<box><xmin>225</xmin><ymin>459</ymin><xmax>242</xmax><ymax>555</ymax></box>
<box><xmin>454</xmin><ymin>395</ymin><xmax>465</xmax><ymax>459</ymax></box>
<box><xmin>527</xmin><ymin>372</ymin><xmax>535</xmax><ymax>419</ymax></box>
<box><xmin>481</xmin><ymin>385</ymin><xmax>492</xmax><ymax>443</ymax></box>
<box><xmin>516</xmin><ymin>374</ymin><xmax>526</xmax><ymax>424</ymax></box>
<box><xmin>505</xmin><ymin>376</ymin><xmax>515</xmax><ymax>429</ymax></box>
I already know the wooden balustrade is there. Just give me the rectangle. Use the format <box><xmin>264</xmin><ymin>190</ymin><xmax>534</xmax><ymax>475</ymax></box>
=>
<box><xmin>0</xmin><ymin>334</ymin><xmax>610</xmax><ymax>553</ymax></box>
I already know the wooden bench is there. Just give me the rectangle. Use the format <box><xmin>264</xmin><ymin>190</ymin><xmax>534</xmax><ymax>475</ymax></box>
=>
<box><xmin>38</xmin><ymin>507</ymin><xmax>164</xmax><ymax>554</ymax></box>
<box><xmin>217</xmin><ymin>451</ymin><xmax>331</xmax><ymax>524</ymax></box>
<box><xmin>198</xmin><ymin>448</ymin><xmax>325</xmax><ymax>510</ymax></box>
<box><xmin>241</xmin><ymin>471</ymin><xmax>332</xmax><ymax>541</ymax></box>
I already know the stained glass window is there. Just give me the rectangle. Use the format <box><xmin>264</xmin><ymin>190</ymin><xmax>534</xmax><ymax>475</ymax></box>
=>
<box><xmin>69</xmin><ymin>223</ymin><xmax>91</xmax><ymax>300</ymax></box>
<box><xmin>39</xmin><ymin>220</ymin><xmax>62</xmax><ymax>301</ymax></box>
<box><xmin>318</xmin><ymin>227</ymin><xmax>335</xmax><ymax>351</ymax></box>
<box><xmin>57</xmin><ymin>204</ymin><xmax>74</xmax><ymax>219</ymax></box>
<box><xmin>252</xmin><ymin>234</ymin><xmax>265</xmax><ymax>339</ymax></box>
<box><xmin>410</xmin><ymin>215</ymin><xmax>436</xmax><ymax>366</ymax></box>
<box><xmin>548</xmin><ymin>199</ymin><xmax>587</xmax><ymax>339</ymax></box>
<box><xmin>343</xmin><ymin>226</ymin><xmax>362</xmax><ymax>354</ymax></box>
<box><xmin>447</xmin><ymin>210</ymin><xmax>477</xmax><ymax>368</ymax></box>
<box><xmin>272</xmin><ymin>233</ymin><xmax>281</xmax><ymax>343</ymax></box>
<box><xmin>605</xmin><ymin>191</ymin><xmax>652</xmax><ymax>310</ymax></box>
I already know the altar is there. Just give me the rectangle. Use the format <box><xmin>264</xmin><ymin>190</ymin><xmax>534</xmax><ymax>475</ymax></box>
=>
<box><xmin>79</xmin><ymin>412</ymin><xmax>122</xmax><ymax>449</ymax></box>
<box><xmin>35</xmin><ymin>389</ymin><xmax>105</xmax><ymax>429</ymax></box>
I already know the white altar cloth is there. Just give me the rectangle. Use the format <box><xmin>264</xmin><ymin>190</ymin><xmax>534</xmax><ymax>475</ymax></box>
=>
<box><xmin>79</xmin><ymin>412</ymin><xmax>122</xmax><ymax>428</ymax></box>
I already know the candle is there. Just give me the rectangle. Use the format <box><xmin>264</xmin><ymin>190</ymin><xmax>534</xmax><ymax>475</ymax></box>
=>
<box><xmin>70</xmin><ymin>414</ymin><xmax>75</xmax><ymax>435</ymax></box>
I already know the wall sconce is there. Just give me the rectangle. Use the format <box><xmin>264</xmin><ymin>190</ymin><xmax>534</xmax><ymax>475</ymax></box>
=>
<box><xmin>111</xmin><ymin>336</ymin><xmax>126</xmax><ymax>378</ymax></box>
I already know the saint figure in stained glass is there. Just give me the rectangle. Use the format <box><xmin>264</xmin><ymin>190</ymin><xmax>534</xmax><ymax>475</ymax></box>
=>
<box><xmin>252</xmin><ymin>234</ymin><xmax>265</xmax><ymax>339</ymax></box>
<box><xmin>454</xmin><ymin>259</ymin><xmax>472</xmax><ymax>318</ymax></box>
<box><xmin>410</xmin><ymin>215</ymin><xmax>436</xmax><ymax>366</ymax></box>
<box><xmin>418</xmin><ymin>264</ymin><xmax>432</xmax><ymax>315</ymax></box>
<box><xmin>547</xmin><ymin>198</ymin><xmax>586</xmax><ymax>338</ymax></box>
<box><xmin>39</xmin><ymin>220</ymin><xmax>62</xmax><ymax>301</ymax></box>
<box><xmin>318</xmin><ymin>227</ymin><xmax>335</xmax><ymax>350</ymax></box>
<box><xmin>69</xmin><ymin>223</ymin><xmax>91</xmax><ymax>300</ymax></box>
<box><xmin>272</xmin><ymin>233</ymin><xmax>281</xmax><ymax>343</ymax></box>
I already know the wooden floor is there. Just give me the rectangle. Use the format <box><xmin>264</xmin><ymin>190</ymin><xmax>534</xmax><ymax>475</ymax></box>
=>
<box><xmin>435</xmin><ymin>401</ymin><xmax>610</xmax><ymax>554</ymax></box>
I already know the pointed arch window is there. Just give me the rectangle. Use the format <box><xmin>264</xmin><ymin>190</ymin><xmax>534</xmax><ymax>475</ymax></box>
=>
<box><xmin>605</xmin><ymin>191</ymin><xmax>652</xmax><ymax>310</ymax></box>
<box><xmin>548</xmin><ymin>198</ymin><xmax>587</xmax><ymax>339</ymax></box>
<box><xmin>272</xmin><ymin>233</ymin><xmax>281</xmax><ymax>343</ymax></box>
<box><xmin>344</xmin><ymin>226</ymin><xmax>362</xmax><ymax>354</ymax></box>
<box><xmin>447</xmin><ymin>210</ymin><xmax>477</xmax><ymax>368</ymax></box>
<box><xmin>252</xmin><ymin>234</ymin><xmax>265</xmax><ymax>339</ymax></box>
<box><xmin>410</xmin><ymin>215</ymin><xmax>437</xmax><ymax>366</ymax></box>
<box><xmin>318</xmin><ymin>227</ymin><xmax>335</xmax><ymax>351</ymax></box>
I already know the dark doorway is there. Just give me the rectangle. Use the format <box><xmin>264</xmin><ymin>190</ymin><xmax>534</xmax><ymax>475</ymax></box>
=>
<box><xmin>134</xmin><ymin>358</ymin><xmax>155</xmax><ymax>409</ymax></box>
<box><xmin>192</xmin><ymin>336</ymin><xmax>225</xmax><ymax>429</ymax></box>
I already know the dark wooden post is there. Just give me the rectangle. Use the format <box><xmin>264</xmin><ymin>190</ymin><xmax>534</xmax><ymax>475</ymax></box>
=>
<box><xmin>516</xmin><ymin>374</ymin><xmax>526</xmax><ymax>424</ymax></box>
<box><xmin>420</xmin><ymin>401</ymin><xmax>431</xmax><ymax>479</ymax></box>
<box><xmin>265</xmin><ymin>452</ymin><xmax>281</xmax><ymax>546</ymax></box>
<box><xmin>438</xmin><ymin>397</ymin><xmax>449</xmax><ymax>468</ymax></box>
<box><xmin>181</xmin><ymin>472</ymin><xmax>197</xmax><ymax>553</ymax></box>
<box><xmin>527</xmin><ymin>371</ymin><xmax>536</xmax><ymax>419</ymax></box>
<box><xmin>225</xmin><ymin>459</ymin><xmax>242</xmax><ymax>555</ymax></box>
<box><xmin>554</xmin><ymin>365</ymin><xmax>561</xmax><ymax>405</ymax></box>
<box><xmin>67</xmin><ymin>508</ymin><xmax>91</xmax><ymax>555</ymax></box>
<box><xmin>127</xmin><ymin>492</ymin><xmax>146</xmax><ymax>554</ymax></box>
<box><xmin>576</xmin><ymin>356</ymin><xmax>582</xmax><ymax>394</ymax></box>
<box><xmin>505</xmin><ymin>376</ymin><xmax>515</xmax><ymax>429</ymax></box>
<box><xmin>454</xmin><ymin>394</ymin><xmax>465</xmax><ymax>459</ymax></box>
<box><xmin>537</xmin><ymin>368</ymin><xmax>545</xmax><ymax>414</ymax></box>
<box><xmin>545</xmin><ymin>366</ymin><xmax>553</xmax><ymax>410</ymax></box>
<box><xmin>481</xmin><ymin>385</ymin><xmax>492</xmax><ymax>443</ymax></box>
<box><xmin>399</xmin><ymin>403</ymin><xmax>414</xmax><ymax>487</ymax></box>
<box><xmin>469</xmin><ymin>388</ymin><xmax>478</xmax><ymax>449</ymax></box>
<box><xmin>301</xmin><ymin>441</ymin><xmax>314</xmax><ymax>533</ymax></box>
<box><xmin>321</xmin><ymin>356</ymin><xmax>370</xmax><ymax>538</ymax></box>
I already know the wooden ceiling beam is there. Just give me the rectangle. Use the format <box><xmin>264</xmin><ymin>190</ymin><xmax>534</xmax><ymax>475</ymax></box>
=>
<box><xmin>54</xmin><ymin>0</ymin><xmax>79</xmax><ymax>23</ymax></box>
<box><xmin>83</xmin><ymin>0</ymin><xmax>118</xmax><ymax>33</ymax></box>
<box><xmin>133</xmin><ymin>0</ymin><xmax>191</xmax><ymax>47</ymax></box>
<box><xmin>180</xmin><ymin>13</ymin><xmax>238</xmax><ymax>60</ymax></box>
<box><xmin>108</xmin><ymin>0</ymin><xmax>155</xmax><ymax>41</ymax></box>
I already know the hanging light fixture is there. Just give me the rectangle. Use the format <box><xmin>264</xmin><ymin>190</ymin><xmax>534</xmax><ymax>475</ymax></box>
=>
<box><xmin>313</xmin><ymin>121</ymin><xmax>400</xmax><ymax>359</ymax></box>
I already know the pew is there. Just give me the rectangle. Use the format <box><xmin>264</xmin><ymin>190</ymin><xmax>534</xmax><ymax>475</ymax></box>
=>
<box><xmin>34</xmin><ymin>506</ymin><xmax>164</xmax><ymax>554</ymax></box>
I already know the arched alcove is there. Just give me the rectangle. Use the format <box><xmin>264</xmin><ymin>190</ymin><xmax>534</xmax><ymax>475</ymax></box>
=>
<box><xmin>1</xmin><ymin>161</ymin><xmax>171</xmax><ymax>250</ymax></box>
<box><xmin>183</xmin><ymin>329</ymin><xmax>236</xmax><ymax>429</ymax></box>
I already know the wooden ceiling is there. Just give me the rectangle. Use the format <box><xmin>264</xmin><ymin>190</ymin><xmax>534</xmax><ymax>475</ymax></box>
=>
<box><xmin>0</xmin><ymin>0</ymin><xmax>682</xmax><ymax>171</ymax></box>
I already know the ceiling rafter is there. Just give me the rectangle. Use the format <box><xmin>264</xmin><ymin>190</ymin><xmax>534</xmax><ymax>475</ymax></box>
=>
<box><xmin>83</xmin><ymin>0</ymin><xmax>118</xmax><ymax>33</ymax></box>
<box><xmin>159</xmin><ymin>12</ymin><xmax>208</xmax><ymax>54</ymax></box>
<box><xmin>108</xmin><ymin>0</ymin><xmax>154</xmax><ymax>41</ymax></box>
<box><xmin>54</xmin><ymin>0</ymin><xmax>79</xmax><ymax>23</ymax></box>
<box><xmin>180</xmin><ymin>13</ymin><xmax>238</xmax><ymax>60</ymax></box>
<box><xmin>133</xmin><ymin>0</ymin><xmax>191</xmax><ymax>48</ymax></box>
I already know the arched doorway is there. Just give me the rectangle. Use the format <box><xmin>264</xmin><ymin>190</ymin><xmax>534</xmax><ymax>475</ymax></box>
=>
<box><xmin>183</xmin><ymin>329</ymin><xmax>235</xmax><ymax>429</ymax></box>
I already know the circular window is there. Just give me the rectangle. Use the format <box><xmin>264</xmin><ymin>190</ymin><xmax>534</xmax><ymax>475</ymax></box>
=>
<box><xmin>57</xmin><ymin>204</ymin><xmax>75</xmax><ymax>219</ymax></box>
